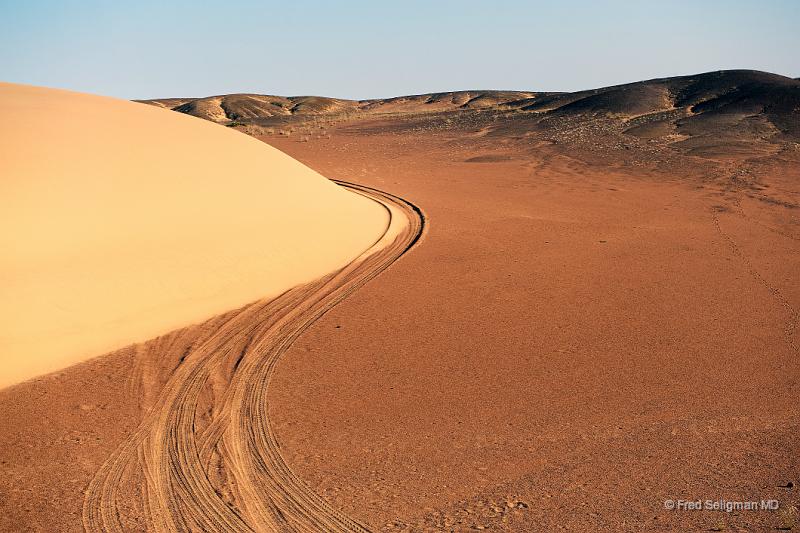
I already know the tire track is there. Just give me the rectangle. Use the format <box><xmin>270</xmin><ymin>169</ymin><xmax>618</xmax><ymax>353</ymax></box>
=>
<box><xmin>711</xmin><ymin>207</ymin><xmax>798</xmax><ymax>354</ymax></box>
<box><xmin>82</xmin><ymin>182</ymin><xmax>424</xmax><ymax>532</ymax></box>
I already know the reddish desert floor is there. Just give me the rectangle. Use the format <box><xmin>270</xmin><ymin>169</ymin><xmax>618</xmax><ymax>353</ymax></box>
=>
<box><xmin>264</xmin><ymin>126</ymin><xmax>800</xmax><ymax>531</ymax></box>
<box><xmin>1</xmin><ymin>71</ymin><xmax>799</xmax><ymax>532</ymax></box>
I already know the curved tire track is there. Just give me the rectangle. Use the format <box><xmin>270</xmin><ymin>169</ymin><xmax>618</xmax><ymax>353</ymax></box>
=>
<box><xmin>82</xmin><ymin>182</ymin><xmax>425</xmax><ymax>532</ymax></box>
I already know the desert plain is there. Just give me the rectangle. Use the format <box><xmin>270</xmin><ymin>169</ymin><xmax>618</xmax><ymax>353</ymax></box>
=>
<box><xmin>1</xmin><ymin>70</ymin><xmax>798</xmax><ymax>532</ymax></box>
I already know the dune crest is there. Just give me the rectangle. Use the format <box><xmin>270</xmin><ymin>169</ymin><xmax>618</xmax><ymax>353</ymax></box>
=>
<box><xmin>0</xmin><ymin>82</ymin><xmax>389</xmax><ymax>389</ymax></box>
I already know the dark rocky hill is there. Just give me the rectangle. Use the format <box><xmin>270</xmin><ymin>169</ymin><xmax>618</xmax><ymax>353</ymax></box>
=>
<box><xmin>140</xmin><ymin>70</ymin><xmax>800</xmax><ymax>159</ymax></box>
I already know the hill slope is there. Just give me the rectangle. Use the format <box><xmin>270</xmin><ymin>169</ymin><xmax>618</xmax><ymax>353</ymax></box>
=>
<box><xmin>141</xmin><ymin>70</ymin><xmax>800</xmax><ymax>149</ymax></box>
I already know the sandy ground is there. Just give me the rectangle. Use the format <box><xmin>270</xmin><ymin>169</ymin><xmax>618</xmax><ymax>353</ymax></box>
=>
<box><xmin>0</xmin><ymin>103</ymin><xmax>798</xmax><ymax>532</ymax></box>
<box><xmin>263</xmin><ymin>126</ymin><xmax>799</xmax><ymax>531</ymax></box>
<box><xmin>0</xmin><ymin>83</ymin><xmax>387</xmax><ymax>388</ymax></box>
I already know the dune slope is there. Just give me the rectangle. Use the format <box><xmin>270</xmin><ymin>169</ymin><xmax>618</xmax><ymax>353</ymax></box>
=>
<box><xmin>0</xmin><ymin>82</ymin><xmax>388</xmax><ymax>389</ymax></box>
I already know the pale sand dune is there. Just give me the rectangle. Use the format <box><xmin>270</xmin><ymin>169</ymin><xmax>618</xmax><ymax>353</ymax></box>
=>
<box><xmin>0</xmin><ymin>82</ymin><xmax>388</xmax><ymax>389</ymax></box>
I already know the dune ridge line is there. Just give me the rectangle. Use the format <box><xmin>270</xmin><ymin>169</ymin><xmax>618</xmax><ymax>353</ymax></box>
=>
<box><xmin>81</xmin><ymin>181</ymin><xmax>425</xmax><ymax>532</ymax></box>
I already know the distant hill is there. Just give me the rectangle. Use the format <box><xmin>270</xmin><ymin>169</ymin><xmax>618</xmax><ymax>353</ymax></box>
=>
<box><xmin>139</xmin><ymin>90</ymin><xmax>541</xmax><ymax>121</ymax></box>
<box><xmin>140</xmin><ymin>70</ymin><xmax>800</xmax><ymax>146</ymax></box>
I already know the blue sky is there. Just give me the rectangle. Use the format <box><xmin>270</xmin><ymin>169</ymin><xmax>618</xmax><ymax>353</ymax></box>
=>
<box><xmin>1</xmin><ymin>0</ymin><xmax>798</xmax><ymax>99</ymax></box>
